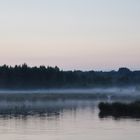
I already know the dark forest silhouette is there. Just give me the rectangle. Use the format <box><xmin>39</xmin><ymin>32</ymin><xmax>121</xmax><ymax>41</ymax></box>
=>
<box><xmin>0</xmin><ymin>63</ymin><xmax>140</xmax><ymax>89</ymax></box>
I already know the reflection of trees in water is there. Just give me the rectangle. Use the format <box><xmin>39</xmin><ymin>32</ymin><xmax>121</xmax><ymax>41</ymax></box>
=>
<box><xmin>0</xmin><ymin>100</ymin><xmax>95</xmax><ymax>118</ymax></box>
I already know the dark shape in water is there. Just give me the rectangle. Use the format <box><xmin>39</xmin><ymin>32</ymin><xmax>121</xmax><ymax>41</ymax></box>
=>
<box><xmin>0</xmin><ymin>105</ymin><xmax>61</xmax><ymax>117</ymax></box>
<box><xmin>98</xmin><ymin>101</ymin><xmax>140</xmax><ymax>119</ymax></box>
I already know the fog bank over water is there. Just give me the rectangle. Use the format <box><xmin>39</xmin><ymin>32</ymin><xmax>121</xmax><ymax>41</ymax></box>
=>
<box><xmin>0</xmin><ymin>87</ymin><xmax>139</xmax><ymax>116</ymax></box>
<box><xmin>0</xmin><ymin>87</ymin><xmax>139</xmax><ymax>95</ymax></box>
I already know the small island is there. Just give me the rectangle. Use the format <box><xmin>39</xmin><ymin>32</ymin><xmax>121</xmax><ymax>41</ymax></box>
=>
<box><xmin>99</xmin><ymin>101</ymin><xmax>140</xmax><ymax>118</ymax></box>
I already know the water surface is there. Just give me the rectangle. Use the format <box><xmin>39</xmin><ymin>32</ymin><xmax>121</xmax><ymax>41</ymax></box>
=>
<box><xmin>0</xmin><ymin>100</ymin><xmax>140</xmax><ymax>140</ymax></box>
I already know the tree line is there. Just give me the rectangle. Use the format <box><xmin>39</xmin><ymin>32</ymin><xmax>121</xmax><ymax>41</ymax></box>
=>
<box><xmin>0</xmin><ymin>64</ymin><xmax>140</xmax><ymax>89</ymax></box>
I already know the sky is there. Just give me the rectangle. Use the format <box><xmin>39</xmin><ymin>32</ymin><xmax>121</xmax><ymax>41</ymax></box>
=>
<box><xmin>0</xmin><ymin>0</ymin><xmax>140</xmax><ymax>71</ymax></box>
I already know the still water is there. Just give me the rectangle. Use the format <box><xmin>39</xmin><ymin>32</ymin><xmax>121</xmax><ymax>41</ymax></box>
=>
<box><xmin>0</xmin><ymin>100</ymin><xmax>140</xmax><ymax>140</ymax></box>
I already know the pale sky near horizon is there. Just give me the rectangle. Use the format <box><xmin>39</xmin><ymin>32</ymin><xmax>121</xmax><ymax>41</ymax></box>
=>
<box><xmin>0</xmin><ymin>0</ymin><xmax>140</xmax><ymax>70</ymax></box>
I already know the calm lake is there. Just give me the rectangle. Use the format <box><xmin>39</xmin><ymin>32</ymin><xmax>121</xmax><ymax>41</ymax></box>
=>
<box><xmin>0</xmin><ymin>99</ymin><xmax>140</xmax><ymax>140</ymax></box>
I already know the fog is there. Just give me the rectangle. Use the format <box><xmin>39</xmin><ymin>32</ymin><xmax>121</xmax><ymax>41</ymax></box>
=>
<box><xmin>0</xmin><ymin>86</ymin><xmax>139</xmax><ymax>95</ymax></box>
<box><xmin>0</xmin><ymin>87</ymin><xmax>139</xmax><ymax>101</ymax></box>
<box><xmin>0</xmin><ymin>87</ymin><xmax>139</xmax><ymax>116</ymax></box>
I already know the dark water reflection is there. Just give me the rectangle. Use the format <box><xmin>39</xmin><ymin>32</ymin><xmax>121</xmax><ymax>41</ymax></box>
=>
<box><xmin>0</xmin><ymin>100</ymin><xmax>140</xmax><ymax>140</ymax></box>
<box><xmin>0</xmin><ymin>100</ymin><xmax>97</xmax><ymax>117</ymax></box>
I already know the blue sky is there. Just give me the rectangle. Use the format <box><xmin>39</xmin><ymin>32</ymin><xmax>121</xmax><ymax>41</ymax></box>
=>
<box><xmin>0</xmin><ymin>0</ymin><xmax>140</xmax><ymax>70</ymax></box>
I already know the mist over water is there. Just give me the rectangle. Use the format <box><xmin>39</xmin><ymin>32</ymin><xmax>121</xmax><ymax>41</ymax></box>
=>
<box><xmin>0</xmin><ymin>87</ymin><xmax>139</xmax><ymax>139</ymax></box>
<box><xmin>0</xmin><ymin>87</ymin><xmax>139</xmax><ymax>101</ymax></box>
<box><xmin>0</xmin><ymin>86</ymin><xmax>138</xmax><ymax>95</ymax></box>
<box><xmin>0</xmin><ymin>99</ymin><xmax>140</xmax><ymax>140</ymax></box>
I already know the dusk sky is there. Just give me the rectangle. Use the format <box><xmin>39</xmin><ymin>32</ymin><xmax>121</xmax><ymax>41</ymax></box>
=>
<box><xmin>0</xmin><ymin>0</ymin><xmax>140</xmax><ymax>70</ymax></box>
